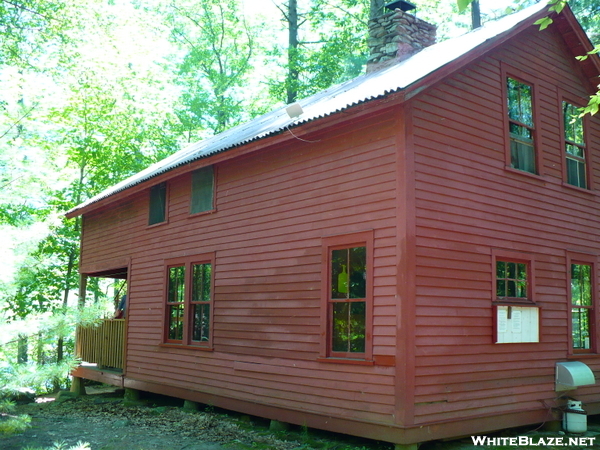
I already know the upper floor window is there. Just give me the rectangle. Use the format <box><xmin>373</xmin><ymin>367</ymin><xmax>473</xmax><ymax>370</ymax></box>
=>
<box><xmin>507</xmin><ymin>77</ymin><xmax>536</xmax><ymax>174</ymax></box>
<box><xmin>321</xmin><ymin>231</ymin><xmax>373</xmax><ymax>361</ymax></box>
<box><xmin>165</xmin><ymin>254</ymin><xmax>214</xmax><ymax>348</ymax></box>
<box><xmin>190</xmin><ymin>166</ymin><xmax>214</xmax><ymax>214</ymax></box>
<box><xmin>571</xmin><ymin>262</ymin><xmax>594</xmax><ymax>352</ymax></box>
<box><xmin>149</xmin><ymin>182</ymin><xmax>167</xmax><ymax>225</ymax></box>
<box><xmin>563</xmin><ymin>102</ymin><xmax>587</xmax><ymax>189</ymax></box>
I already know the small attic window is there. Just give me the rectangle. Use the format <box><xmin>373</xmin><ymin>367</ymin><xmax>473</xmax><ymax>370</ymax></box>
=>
<box><xmin>190</xmin><ymin>166</ymin><xmax>214</xmax><ymax>215</ymax></box>
<box><xmin>149</xmin><ymin>182</ymin><xmax>167</xmax><ymax>225</ymax></box>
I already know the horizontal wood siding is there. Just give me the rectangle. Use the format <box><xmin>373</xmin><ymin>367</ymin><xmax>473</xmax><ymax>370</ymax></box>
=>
<box><xmin>81</xmin><ymin>111</ymin><xmax>398</xmax><ymax>424</ymax></box>
<box><xmin>411</xmin><ymin>25</ymin><xmax>600</xmax><ymax>425</ymax></box>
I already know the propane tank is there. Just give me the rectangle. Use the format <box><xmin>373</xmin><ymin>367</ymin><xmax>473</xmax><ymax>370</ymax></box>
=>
<box><xmin>563</xmin><ymin>399</ymin><xmax>587</xmax><ymax>433</ymax></box>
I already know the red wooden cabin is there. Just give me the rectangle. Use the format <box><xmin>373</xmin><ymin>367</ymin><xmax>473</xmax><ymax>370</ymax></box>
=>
<box><xmin>67</xmin><ymin>3</ymin><xmax>600</xmax><ymax>448</ymax></box>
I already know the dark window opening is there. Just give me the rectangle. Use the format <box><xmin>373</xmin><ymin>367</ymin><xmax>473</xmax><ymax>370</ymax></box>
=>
<box><xmin>190</xmin><ymin>166</ymin><xmax>214</xmax><ymax>214</ymax></box>
<box><xmin>149</xmin><ymin>182</ymin><xmax>167</xmax><ymax>225</ymax></box>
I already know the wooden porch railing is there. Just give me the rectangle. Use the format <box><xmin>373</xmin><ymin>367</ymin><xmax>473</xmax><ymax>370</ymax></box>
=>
<box><xmin>76</xmin><ymin>319</ymin><xmax>125</xmax><ymax>369</ymax></box>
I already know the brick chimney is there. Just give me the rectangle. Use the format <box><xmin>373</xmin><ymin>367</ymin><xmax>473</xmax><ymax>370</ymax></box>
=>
<box><xmin>366</xmin><ymin>2</ymin><xmax>437</xmax><ymax>73</ymax></box>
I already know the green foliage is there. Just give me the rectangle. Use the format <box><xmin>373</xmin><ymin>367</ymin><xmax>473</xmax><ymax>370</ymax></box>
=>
<box><xmin>570</xmin><ymin>0</ymin><xmax>600</xmax><ymax>43</ymax></box>
<box><xmin>0</xmin><ymin>399</ymin><xmax>31</xmax><ymax>435</ymax></box>
<box><xmin>456</xmin><ymin>0</ymin><xmax>472</xmax><ymax>13</ymax></box>
<box><xmin>164</xmin><ymin>0</ymin><xmax>256</xmax><ymax>139</ymax></box>
<box><xmin>268</xmin><ymin>0</ymin><xmax>369</xmax><ymax>104</ymax></box>
<box><xmin>0</xmin><ymin>305</ymin><xmax>107</xmax><ymax>394</ymax></box>
<box><xmin>0</xmin><ymin>0</ymin><xmax>70</xmax><ymax>67</ymax></box>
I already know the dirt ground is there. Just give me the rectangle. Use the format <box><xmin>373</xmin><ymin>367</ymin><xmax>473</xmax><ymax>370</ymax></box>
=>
<box><xmin>0</xmin><ymin>387</ymin><xmax>393</xmax><ymax>450</ymax></box>
<box><xmin>3</xmin><ymin>387</ymin><xmax>600</xmax><ymax>450</ymax></box>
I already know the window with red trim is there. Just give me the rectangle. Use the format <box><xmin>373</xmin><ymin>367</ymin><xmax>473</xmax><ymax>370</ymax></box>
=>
<box><xmin>165</xmin><ymin>254</ymin><xmax>214</xmax><ymax>347</ymax></box>
<box><xmin>507</xmin><ymin>77</ymin><xmax>536</xmax><ymax>174</ymax></box>
<box><xmin>492</xmin><ymin>250</ymin><xmax>535</xmax><ymax>305</ymax></box>
<box><xmin>570</xmin><ymin>262</ymin><xmax>594</xmax><ymax>352</ymax></box>
<box><xmin>563</xmin><ymin>101</ymin><xmax>588</xmax><ymax>189</ymax></box>
<box><xmin>322</xmin><ymin>231</ymin><xmax>373</xmax><ymax>361</ymax></box>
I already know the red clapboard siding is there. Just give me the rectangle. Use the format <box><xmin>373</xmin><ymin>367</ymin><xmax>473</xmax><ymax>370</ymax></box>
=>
<box><xmin>80</xmin><ymin>109</ymin><xmax>399</xmax><ymax>425</ymax></box>
<box><xmin>409</xmin><ymin>24</ymin><xmax>600</xmax><ymax>426</ymax></box>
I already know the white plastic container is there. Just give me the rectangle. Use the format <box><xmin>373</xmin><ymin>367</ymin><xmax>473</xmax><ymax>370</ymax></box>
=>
<box><xmin>563</xmin><ymin>399</ymin><xmax>587</xmax><ymax>433</ymax></box>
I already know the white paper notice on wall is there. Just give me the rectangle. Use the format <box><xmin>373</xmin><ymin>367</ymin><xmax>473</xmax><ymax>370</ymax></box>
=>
<box><xmin>495</xmin><ymin>305</ymin><xmax>539</xmax><ymax>343</ymax></box>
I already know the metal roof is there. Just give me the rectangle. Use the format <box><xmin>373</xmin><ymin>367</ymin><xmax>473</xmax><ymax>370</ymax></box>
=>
<box><xmin>68</xmin><ymin>2</ymin><xmax>546</xmax><ymax>216</ymax></box>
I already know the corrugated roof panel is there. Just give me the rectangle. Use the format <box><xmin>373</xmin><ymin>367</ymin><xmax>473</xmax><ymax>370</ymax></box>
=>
<box><xmin>68</xmin><ymin>2</ymin><xmax>546</xmax><ymax>216</ymax></box>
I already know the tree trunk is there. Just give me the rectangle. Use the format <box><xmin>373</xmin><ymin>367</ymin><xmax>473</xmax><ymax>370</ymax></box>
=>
<box><xmin>286</xmin><ymin>0</ymin><xmax>299</xmax><ymax>104</ymax></box>
<box><xmin>471</xmin><ymin>0</ymin><xmax>481</xmax><ymax>29</ymax></box>
<box><xmin>17</xmin><ymin>334</ymin><xmax>28</xmax><ymax>363</ymax></box>
<box><xmin>369</xmin><ymin>0</ymin><xmax>386</xmax><ymax>20</ymax></box>
<box><xmin>37</xmin><ymin>332</ymin><xmax>45</xmax><ymax>365</ymax></box>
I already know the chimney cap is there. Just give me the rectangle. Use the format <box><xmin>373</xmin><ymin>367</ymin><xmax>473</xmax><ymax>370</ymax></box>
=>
<box><xmin>385</xmin><ymin>1</ymin><xmax>416</xmax><ymax>12</ymax></box>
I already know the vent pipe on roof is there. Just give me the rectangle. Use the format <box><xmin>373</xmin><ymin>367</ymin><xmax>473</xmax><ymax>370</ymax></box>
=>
<box><xmin>367</xmin><ymin>1</ymin><xmax>437</xmax><ymax>73</ymax></box>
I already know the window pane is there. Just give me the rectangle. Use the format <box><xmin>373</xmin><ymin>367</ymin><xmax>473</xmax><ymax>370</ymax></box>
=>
<box><xmin>572</xmin><ymin>308</ymin><xmax>591</xmax><ymax>349</ymax></box>
<box><xmin>149</xmin><ymin>183</ymin><xmax>167</xmax><ymax>225</ymax></box>
<box><xmin>563</xmin><ymin>102</ymin><xmax>584</xmax><ymax>145</ymax></box>
<box><xmin>168</xmin><ymin>304</ymin><xmax>184</xmax><ymax>340</ymax></box>
<box><xmin>509</xmin><ymin>123</ymin><xmax>533</xmax><ymax>140</ymax></box>
<box><xmin>507</xmin><ymin>78</ymin><xmax>533</xmax><ymax>126</ymax></box>
<box><xmin>510</xmin><ymin>139</ymin><xmax>536</xmax><ymax>174</ymax></box>
<box><xmin>507</xmin><ymin>262</ymin><xmax>516</xmax><ymax>279</ymax></box>
<box><xmin>192</xmin><ymin>303</ymin><xmax>210</xmax><ymax>341</ymax></box>
<box><xmin>496</xmin><ymin>260</ymin><xmax>528</xmax><ymax>299</ymax></box>
<box><xmin>497</xmin><ymin>261</ymin><xmax>506</xmax><ymax>279</ymax></box>
<box><xmin>566</xmin><ymin>143</ymin><xmax>584</xmax><ymax>159</ymax></box>
<box><xmin>192</xmin><ymin>263</ymin><xmax>211</xmax><ymax>302</ymax></box>
<box><xmin>497</xmin><ymin>279</ymin><xmax>506</xmax><ymax>297</ymax></box>
<box><xmin>168</xmin><ymin>266</ymin><xmax>185</xmax><ymax>303</ymax></box>
<box><xmin>507</xmin><ymin>280</ymin><xmax>516</xmax><ymax>297</ymax></box>
<box><xmin>331</xmin><ymin>301</ymin><xmax>366</xmax><ymax>353</ymax></box>
<box><xmin>572</xmin><ymin>264</ymin><xmax>592</xmax><ymax>306</ymax></box>
<box><xmin>331</xmin><ymin>249</ymin><xmax>349</xmax><ymax>299</ymax></box>
<box><xmin>349</xmin><ymin>246</ymin><xmax>367</xmax><ymax>299</ymax></box>
<box><xmin>190</xmin><ymin>166</ymin><xmax>214</xmax><ymax>214</ymax></box>
<box><xmin>566</xmin><ymin>157</ymin><xmax>586</xmax><ymax>189</ymax></box>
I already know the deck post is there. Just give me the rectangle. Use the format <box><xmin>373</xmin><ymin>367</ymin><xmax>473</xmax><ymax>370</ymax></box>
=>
<box><xmin>70</xmin><ymin>376</ymin><xmax>86</xmax><ymax>396</ymax></box>
<box><xmin>183</xmin><ymin>400</ymin><xmax>200</xmax><ymax>411</ymax></box>
<box><xmin>269</xmin><ymin>420</ymin><xmax>290</xmax><ymax>432</ymax></box>
<box><xmin>394</xmin><ymin>444</ymin><xmax>419</xmax><ymax>450</ymax></box>
<box><xmin>124</xmin><ymin>387</ymin><xmax>140</xmax><ymax>401</ymax></box>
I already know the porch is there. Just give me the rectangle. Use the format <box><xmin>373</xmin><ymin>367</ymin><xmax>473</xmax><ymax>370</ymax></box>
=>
<box><xmin>73</xmin><ymin>318</ymin><xmax>126</xmax><ymax>387</ymax></box>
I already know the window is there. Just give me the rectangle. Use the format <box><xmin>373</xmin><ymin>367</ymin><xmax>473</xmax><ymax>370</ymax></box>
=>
<box><xmin>507</xmin><ymin>77</ymin><xmax>536</xmax><ymax>174</ymax></box>
<box><xmin>496</xmin><ymin>261</ymin><xmax>528</xmax><ymax>300</ymax></box>
<box><xmin>492</xmin><ymin>250</ymin><xmax>535</xmax><ymax>305</ymax></box>
<box><xmin>190</xmin><ymin>166</ymin><xmax>214</xmax><ymax>214</ymax></box>
<box><xmin>149</xmin><ymin>182</ymin><xmax>167</xmax><ymax>225</ymax></box>
<box><xmin>571</xmin><ymin>262</ymin><xmax>593</xmax><ymax>352</ymax></box>
<box><xmin>321</xmin><ymin>231</ymin><xmax>373</xmax><ymax>360</ymax></box>
<box><xmin>164</xmin><ymin>254</ymin><xmax>214</xmax><ymax>347</ymax></box>
<box><xmin>563</xmin><ymin>102</ymin><xmax>587</xmax><ymax>189</ymax></box>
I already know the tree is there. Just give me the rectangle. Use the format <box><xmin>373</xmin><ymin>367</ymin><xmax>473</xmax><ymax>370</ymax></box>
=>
<box><xmin>0</xmin><ymin>0</ymin><xmax>70</xmax><ymax>67</ymax></box>
<box><xmin>165</xmin><ymin>0</ymin><xmax>256</xmax><ymax>139</ymax></box>
<box><xmin>269</xmin><ymin>0</ymin><xmax>369</xmax><ymax>104</ymax></box>
<box><xmin>1</xmin><ymin>0</ymin><xmax>180</xmax><ymax>382</ymax></box>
